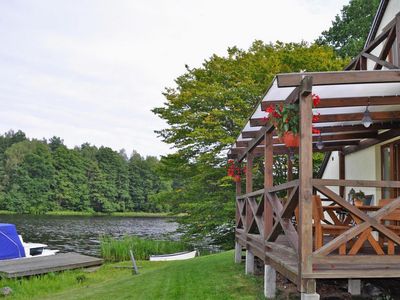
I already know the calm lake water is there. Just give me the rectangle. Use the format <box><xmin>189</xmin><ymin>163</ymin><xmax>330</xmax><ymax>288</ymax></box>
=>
<box><xmin>0</xmin><ymin>214</ymin><xmax>178</xmax><ymax>256</ymax></box>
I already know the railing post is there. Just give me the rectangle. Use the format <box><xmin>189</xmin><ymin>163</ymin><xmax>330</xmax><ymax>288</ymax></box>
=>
<box><xmin>245</xmin><ymin>153</ymin><xmax>253</xmax><ymax>232</ymax></box>
<box><xmin>245</xmin><ymin>152</ymin><xmax>255</xmax><ymax>274</ymax></box>
<box><xmin>298</xmin><ymin>76</ymin><xmax>318</xmax><ymax>297</ymax></box>
<box><xmin>234</xmin><ymin>161</ymin><xmax>243</xmax><ymax>264</ymax></box>
<box><xmin>264</xmin><ymin>132</ymin><xmax>273</xmax><ymax>238</ymax></box>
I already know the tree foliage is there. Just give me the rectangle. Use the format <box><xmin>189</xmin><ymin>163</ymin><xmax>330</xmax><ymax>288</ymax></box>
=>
<box><xmin>153</xmin><ymin>41</ymin><xmax>347</xmax><ymax>248</ymax></box>
<box><xmin>0</xmin><ymin>130</ymin><xmax>167</xmax><ymax>214</ymax></box>
<box><xmin>316</xmin><ymin>0</ymin><xmax>380</xmax><ymax>58</ymax></box>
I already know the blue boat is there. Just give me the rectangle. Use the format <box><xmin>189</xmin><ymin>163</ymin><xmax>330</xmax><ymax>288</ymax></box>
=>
<box><xmin>0</xmin><ymin>223</ymin><xmax>58</xmax><ymax>260</ymax></box>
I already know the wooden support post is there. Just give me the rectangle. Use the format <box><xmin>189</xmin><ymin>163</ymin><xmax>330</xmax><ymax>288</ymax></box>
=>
<box><xmin>348</xmin><ymin>279</ymin><xmax>361</xmax><ymax>295</ymax></box>
<box><xmin>264</xmin><ymin>264</ymin><xmax>276</xmax><ymax>298</ymax></box>
<box><xmin>339</xmin><ymin>151</ymin><xmax>345</xmax><ymax>198</ymax></box>
<box><xmin>234</xmin><ymin>241</ymin><xmax>242</xmax><ymax>264</ymax></box>
<box><xmin>298</xmin><ymin>76</ymin><xmax>317</xmax><ymax>295</ymax></box>
<box><xmin>288</xmin><ymin>153</ymin><xmax>293</xmax><ymax>197</ymax></box>
<box><xmin>264</xmin><ymin>132</ymin><xmax>273</xmax><ymax>238</ymax></box>
<box><xmin>245</xmin><ymin>249</ymin><xmax>254</xmax><ymax>274</ymax></box>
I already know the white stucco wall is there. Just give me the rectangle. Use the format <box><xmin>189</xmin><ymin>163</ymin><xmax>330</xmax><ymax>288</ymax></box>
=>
<box><xmin>320</xmin><ymin>151</ymin><xmax>340</xmax><ymax>195</ymax></box>
<box><xmin>345</xmin><ymin>146</ymin><xmax>380</xmax><ymax>204</ymax></box>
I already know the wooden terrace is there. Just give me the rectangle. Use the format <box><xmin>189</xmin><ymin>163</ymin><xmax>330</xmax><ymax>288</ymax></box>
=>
<box><xmin>228</xmin><ymin>68</ymin><xmax>400</xmax><ymax>298</ymax></box>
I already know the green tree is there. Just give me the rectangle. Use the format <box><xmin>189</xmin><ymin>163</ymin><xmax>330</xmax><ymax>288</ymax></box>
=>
<box><xmin>2</xmin><ymin>140</ymin><xmax>55</xmax><ymax>213</ymax></box>
<box><xmin>153</xmin><ymin>41</ymin><xmax>346</xmax><ymax>248</ymax></box>
<box><xmin>51</xmin><ymin>145</ymin><xmax>91</xmax><ymax>211</ymax></box>
<box><xmin>316</xmin><ymin>0</ymin><xmax>380</xmax><ymax>58</ymax></box>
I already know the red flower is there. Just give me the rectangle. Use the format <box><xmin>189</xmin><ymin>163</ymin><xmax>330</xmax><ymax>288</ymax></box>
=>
<box><xmin>312</xmin><ymin>127</ymin><xmax>321</xmax><ymax>135</ymax></box>
<box><xmin>312</xmin><ymin>113</ymin><xmax>320</xmax><ymax>123</ymax></box>
<box><xmin>312</xmin><ymin>94</ymin><xmax>321</xmax><ymax>107</ymax></box>
<box><xmin>266</xmin><ymin>105</ymin><xmax>275</xmax><ymax>114</ymax></box>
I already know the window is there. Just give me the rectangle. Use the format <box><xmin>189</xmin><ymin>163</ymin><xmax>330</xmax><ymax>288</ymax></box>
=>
<box><xmin>381</xmin><ymin>141</ymin><xmax>400</xmax><ymax>198</ymax></box>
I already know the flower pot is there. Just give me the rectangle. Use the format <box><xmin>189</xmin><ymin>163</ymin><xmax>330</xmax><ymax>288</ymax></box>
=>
<box><xmin>354</xmin><ymin>199</ymin><xmax>363</xmax><ymax>206</ymax></box>
<box><xmin>282</xmin><ymin>131</ymin><xmax>300</xmax><ymax>147</ymax></box>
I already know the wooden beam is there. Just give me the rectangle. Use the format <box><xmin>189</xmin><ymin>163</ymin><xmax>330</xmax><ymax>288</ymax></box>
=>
<box><xmin>261</xmin><ymin>95</ymin><xmax>400</xmax><ymax>110</ymax></box>
<box><xmin>344</xmin><ymin>128</ymin><xmax>400</xmax><ymax>155</ymax></box>
<box><xmin>245</xmin><ymin>153</ymin><xmax>253</xmax><ymax>233</ymax></box>
<box><xmin>339</xmin><ymin>151</ymin><xmax>345</xmax><ymax>198</ymax></box>
<box><xmin>374</xmin><ymin>24</ymin><xmax>397</xmax><ymax>70</ymax></box>
<box><xmin>315</xmin><ymin>122</ymin><xmax>400</xmax><ymax>134</ymax></box>
<box><xmin>362</xmin><ymin>52</ymin><xmax>398</xmax><ymax>70</ymax></box>
<box><xmin>396</xmin><ymin>14</ymin><xmax>400</xmax><ymax>67</ymax></box>
<box><xmin>236</xmin><ymin>132</ymin><xmax>377</xmax><ymax>148</ymax></box>
<box><xmin>264</xmin><ymin>132</ymin><xmax>273</xmax><ymax>238</ymax></box>
<box><xmin>276</xmin><ymin>70</ymin><xmax>400</xmax><ymax>88</ymax></box>
<box><xmin>298</xmin><ymin>76</ymin><xmax>314</xmax><ymax>291</ymax></box>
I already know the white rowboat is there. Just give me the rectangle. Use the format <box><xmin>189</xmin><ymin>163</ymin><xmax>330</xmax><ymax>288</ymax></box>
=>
<box><xmin>149</xmin><ymin>250</ymin><xmax>197</xmax><ymax>261</ymax></box>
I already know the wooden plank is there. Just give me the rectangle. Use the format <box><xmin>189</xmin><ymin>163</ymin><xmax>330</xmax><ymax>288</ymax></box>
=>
<box><xmin>261</xmin><ymin>95</ymin><xmax>400</xmax><ymax>110</ymax></box>
<box><xmin>304</xmin><ymin>269</ymin><xmax>400</xmax><ymax>279</ymax></box>
<box><xmin>264</xmin><ymin>132</ymin><xmax>274</xmax><ymax>238</ymax></box>
<box><xmin>266</xmin><ymin>179</ymin><xmax>299</xmax><ymax>193</ymax></box>
<box><xmin>312</xmin><ymin>255</ymin><xmax>400</xmax><ymax>265</ymax></box>
<box><xmin>312</xmin><ymin>178</ymin><xmax>400</xmax><ymax>188</ymax></box>
<box><xmin>344</xmin><ymin>128</ymin><xmax>400</xmax><ymax>155</ymax></box>
<box><xmin>362</xmin><ymin>52</ymin><xmax>398</xmax><ymax>70</ymax></box>
<box><xmin>265</xmin><ymin>242</ymin><xmax>299</xmax><ymax>284</ymax></box>
<box><xmin>298</xmin><ymin>76</ymin><xmax>314</xmax><ymax>292</ymax></box>
<box><xmin>236</xmin><ymin>188</ymin><xmax>264</xmax><ymax>200</ymax></box>
<box><xmin>0</xmin><ymin>253</ymin><xmax>103</xmax><ymax>278</ymax></box>
<box><xmin>276</xmin><ymin>70</ymin><xmax>400</xmax><ymax>88</ymax></box>
<box><xmin>245</xmin><ymin>153</ymin><xmax>253</xmax><ymax>233</ymax></box>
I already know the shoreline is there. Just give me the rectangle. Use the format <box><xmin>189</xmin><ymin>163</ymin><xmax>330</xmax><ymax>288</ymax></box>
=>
<box><xmin>0</xmin><ymin>210</ymin><xmax>179</xmax><ymax>218</ymax></box>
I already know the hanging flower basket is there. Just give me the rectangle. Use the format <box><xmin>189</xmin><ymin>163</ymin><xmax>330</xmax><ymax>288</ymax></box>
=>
<box><xmin>227</xmin><ymin>160</ymin><xmax>246</xmax><ymax>183</ymax></box>
<box><xmin>282</xmin><ymin>131</ymin><xmax>300</xmax><ymax>147</ymax></box>
<box><xmin>264</xmin><ymin>94</ymin><xmax>321</xmax><ymax>148</ymax></box>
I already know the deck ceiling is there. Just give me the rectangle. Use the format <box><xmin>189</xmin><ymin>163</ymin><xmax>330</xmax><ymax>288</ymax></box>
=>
<box><xmin>229</xmin><ymin>70</ymin><xmax>400</xmax><ymax>161</ymax></box>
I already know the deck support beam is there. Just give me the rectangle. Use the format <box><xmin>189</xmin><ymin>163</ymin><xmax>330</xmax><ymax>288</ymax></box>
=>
<box><xmin>234</xmin><ymin>241</ymin><xmax>242</xmax><ymax>263</ymax></box>
<box><xmin>301</xmin><ymin>292</ymin><xmax>320</xmax><ymax>300</ymax></box>
<box><xmin>245</xmin><ymin>249</ymin><xmax>254</xmax><ymax>274</ymax></box>
<box><xmin>264</xmin><ymin>264</ymin><xmax>276</xmax><ymax>298</ymax></box>
<box><xmin>348</xmin><ymin>279</ymin><xmax>361</xmax><ymax>295</ymax></box>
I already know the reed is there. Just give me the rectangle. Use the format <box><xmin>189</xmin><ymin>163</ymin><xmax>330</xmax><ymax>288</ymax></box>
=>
<box><xmin>100</xmin><ymin>236</ymin><xmax>189</xmax><ymax>262</ymax></box>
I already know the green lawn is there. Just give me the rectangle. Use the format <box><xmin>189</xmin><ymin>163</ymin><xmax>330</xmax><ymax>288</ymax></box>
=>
<box><xmin>2</xmin><ymin>251</ymin><xmax>265</xmax><ymax>300</ymax></box>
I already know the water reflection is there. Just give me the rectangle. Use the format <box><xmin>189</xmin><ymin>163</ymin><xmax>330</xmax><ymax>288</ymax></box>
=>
<box><xmin>0</xmin><ymin>214</ymin><xmax>178</xmax><ymax>256</ymax></box>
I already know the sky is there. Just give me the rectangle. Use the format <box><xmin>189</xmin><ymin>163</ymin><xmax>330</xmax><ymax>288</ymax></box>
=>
<box><xmin>0</xmin><ymin>0</ymin><xmax>350</xmax><ymax>157</ymax></box>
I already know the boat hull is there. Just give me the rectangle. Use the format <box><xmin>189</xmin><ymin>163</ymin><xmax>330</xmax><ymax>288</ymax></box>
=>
<box><xmin>149</xmin><ymin>250</ymin><xmax>197</xmax><ymax>261</ymax></box>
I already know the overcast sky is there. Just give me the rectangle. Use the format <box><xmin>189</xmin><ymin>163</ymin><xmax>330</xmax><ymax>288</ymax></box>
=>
<box><xmin>0</xmin><ymin>0</ymin><xmax>350</xmax><ymax>157</ymax></box>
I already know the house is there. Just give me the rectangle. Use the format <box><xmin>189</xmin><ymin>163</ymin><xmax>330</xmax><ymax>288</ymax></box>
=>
<box><xmin>228</xmin><ymin>1</ymin><xmax>400</xmax><ymax>299</ymax></box>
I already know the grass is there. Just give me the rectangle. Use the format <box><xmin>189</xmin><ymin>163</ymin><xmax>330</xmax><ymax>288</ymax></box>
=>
<box><xmin>100</xmin><ymin>236</ymin><xmax>189</xmax><ymax>261</ymax></box>
<box><xmin>0</xmin><ymin>251</ymin><xmax>265</xmax><ymax>300</ymax></box>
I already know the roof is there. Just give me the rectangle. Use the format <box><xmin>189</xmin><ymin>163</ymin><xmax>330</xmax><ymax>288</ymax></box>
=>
<box><xmin>228</xmin><ymin>70</ymin><xmax>400</xmax><ymax>161</ymax></box>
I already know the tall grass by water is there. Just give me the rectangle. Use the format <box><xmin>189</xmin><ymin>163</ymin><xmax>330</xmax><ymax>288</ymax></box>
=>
<box><xmin>100</xmin><ymin>236</ymin><xmax>189</xmax><ymax>262</ymax></box>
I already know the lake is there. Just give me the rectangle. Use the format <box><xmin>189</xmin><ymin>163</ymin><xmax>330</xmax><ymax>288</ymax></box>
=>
<box><xmin>0</xmin><ymin>214</ymin><xmax>178</xmax><ymax>256</ymax></box>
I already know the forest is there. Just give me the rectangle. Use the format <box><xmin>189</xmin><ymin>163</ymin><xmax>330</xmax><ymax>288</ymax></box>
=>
<box><xmin>0</xmin><ymin>130</ymin><xmax>169</xmax><ymax>214</ymax></box>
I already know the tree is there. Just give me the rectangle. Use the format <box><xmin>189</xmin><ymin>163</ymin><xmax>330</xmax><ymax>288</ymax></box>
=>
<box><xmin>2</xmin><ymin>140</ymin><xmax>55</xmax><ymax>213</ymax></box>
<box><xmin>153</xmin><ymin>41</ymin><xmax>347</xmax><ymax>248</ymax></box>
<box><xmin>316</xmin><ymin>0</ymin><xmax>380</xmax><ymax>58</ymax></box>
